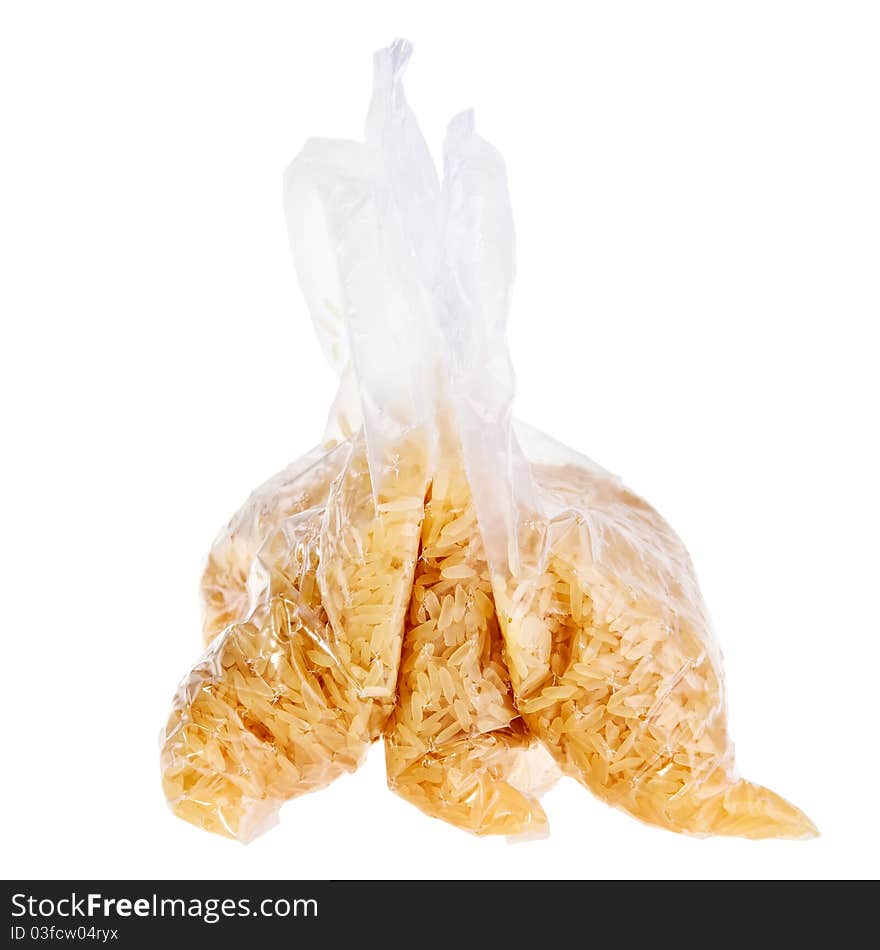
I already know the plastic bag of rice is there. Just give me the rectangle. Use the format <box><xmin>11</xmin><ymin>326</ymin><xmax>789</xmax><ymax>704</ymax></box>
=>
<box><xmin>340</xmin><ymin>44</ymin><xmax>557</xmax><ymax>837</ymax></box>
<box><xmin>193</xmin><ymin>426</ymin><xmax>555</xmax><ymax>840</ymax></box>
<box><xmin>162</xmin><ymin>41</ymin><xmax>554</xmax><ymax>842</ymax></box>
<box><xmin>162</xmin><ymin>434</ymin><xmax>425</xmax><ymax>840</ymax></box>
<box><xmin>162</xmin><ymin>36</ymin><xmax>814</xmax><ymax>844</ymax></box>
<box><xmin>200</xmin><ymin>441</ymin><xmax>346</xmax><ymax>647</ymax></box>
<box><xmin>384</xmin><ymin>426</ymin><xmax>557</xmax><ymax>837</ymax></box>
<box><xmin>181</xmin><ymin>43</ymin><xmax>557</xmax><ymax>839</ymax></box>
<box><xmin>160</xmin><ymin>44</ymin><xmax>437</xmax><ymax>841</ymax></box>
<box><xmin>436</xmin><ymin>105</ymin><xmax>816</xmax><ymax>839</ymax></box>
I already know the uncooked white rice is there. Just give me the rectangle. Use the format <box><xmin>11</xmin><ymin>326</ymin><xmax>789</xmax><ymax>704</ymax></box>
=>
<box><xmin>161</xmin><ymin>434</ymin><xmax>426</xmax><ymax>840</ymax></box>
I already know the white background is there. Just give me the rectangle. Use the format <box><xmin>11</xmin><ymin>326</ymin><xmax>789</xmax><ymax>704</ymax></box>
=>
<box><xmin>2</xmin><ymin>1</ymin><xmax>878</xmax><ymax>881</ymax></box>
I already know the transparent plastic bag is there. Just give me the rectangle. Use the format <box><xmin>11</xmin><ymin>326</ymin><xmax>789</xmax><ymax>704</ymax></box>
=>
<box><xmin>200</xmin><ymin>375</ymin><xmax>363</xmax><ymax>648</ymax></box>
<box><xmin>436</xmin><ymin>109</ymin><xmax>816</xmax><ymax>839</ymax></box>
<box><xmin>384</xmin><ymin>426</ymin><xmax>555</xmax><ymax>837</ymax></box>
<box><xmin>191</xmin><ymin>426</ymin><xmax>555</xmax><ymax>839</ymax></box>
<box><xmin>161</xmin><ymin>43</ymin><xmax>436</xmax><ymax>841</ymax></box>
<box><xmin>162</xmin><ymin>39</ymin><xmax>813</xmax><ymax>843</ymax></box>
<box><xmin>161</xmin><ymin>430</ymin><xmax>427</xmax><ymax>840</ymax></box>
<box><xmin>200</xmin><ymin>444</ymin><xmax>343</xmax><ymax>647</ymax></box>
<box><xmin>162</xmin><ymin>41</ymin><xmax>553</xmax><ymax>840</ymax></box>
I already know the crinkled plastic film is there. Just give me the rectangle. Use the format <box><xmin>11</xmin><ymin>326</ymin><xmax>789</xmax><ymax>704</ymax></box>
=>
<box><xmin>438</xmin><ymin>109</ymin><xmax>816</xmax><ymax>839</ymax></box>
<box><xmin>162</xmin><ymin>435</ymin><xmax>427</xmax><ymax>840</ymax></box>
<box><xmin>200</xmin><ymin>445</ymin><xmax>344</xmax><ymax>647</ymax></box>
<box><xmin>505</xmin><ymin>437</ymin><xmax>815</xmax><ymax>837</ymax></box>
<box><xmin>161</xmin><ymin>42</ymin><xmax>435</xmax><ymax>841</ymax></box>
<box><xmin>384</xmin><ymin>429</ymin><xmax>554</xmax><ymax>837</ymax></box>
<box><xmin>161</xmin><ymin>39</ymin><xmax>814</xmax><ymax>842</ymax></box>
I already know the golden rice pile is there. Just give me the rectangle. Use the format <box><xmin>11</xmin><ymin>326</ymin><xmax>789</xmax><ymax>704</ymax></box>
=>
<box><xmin>496</xmin><ymin>459</ymin><xmax>817</xmax><ymax>839</ymax></box>
<box><xmin>161</xmin><ymin>436</ymin><xmax>427</xmax><ymax>840</ymax></box>
<box><xmin>385</xmin><ymin>448</ymin><xmax>550</xmax><ymax>836</ymax></box>
<box><xmin>200</xmin><ymin>446</ymin><xmax>345</xmax><ymax>645</ymax></box>
<box><xmin>166</xmin><ymin>434</ymin><xmax>811</xmax><ymax>841</ymax></box>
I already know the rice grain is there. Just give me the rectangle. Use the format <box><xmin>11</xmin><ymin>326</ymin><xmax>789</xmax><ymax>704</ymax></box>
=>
<box><xmin>493</xmin><ymin>458</ymin><xmax>817</xmax><ymax>839</ymax></box>
<box><xmin>161</xmin><ymin>435</ymin><xmax>427</xmax><ymax>840</ymax></box>
<box><xmin>384</xmin><ymin>444</ymin><xmax>552</xmax><ymax>836</ymax></box>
